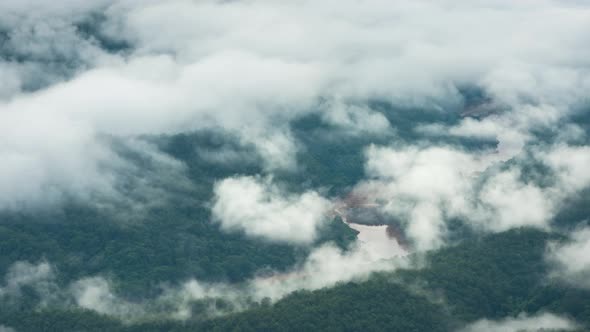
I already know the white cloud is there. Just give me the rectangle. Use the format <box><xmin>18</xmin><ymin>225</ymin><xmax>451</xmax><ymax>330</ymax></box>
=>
<box><xmin>0</xmin><ymin>110</ymin><xmax>118</xmax><ymax>209</ymax></box>
<box><xmin>459</xmin><ymin>312</ymin><xmax>577</xmax><ymax>332</ymax></box>
<box><xmin>3</xmin><ymin>261</ymin><xmax>53</xmax><ymax>290</ymax></box>
<box><xmin>0</xmin><ymin>261</ymin><xmax>54</xmax><ymax>297</ymax></box>
<box><xmin>478</xmin><ymin>169</ymin><xmax>554</xmax><ymax>231</ymax></box>
<box><xmin>360</xmin><ymin>145</ymin><xmax>496</xmax><ymax>250</ymax></box>
<box><xmin>212</xmin><ymin>176</ymin><xmax>331</xmax><ymax>244</ymax></box>
<box><xmin>320</xmin><ymin>100</ymin><xmax>391</xmax><ymax>134</ymax></box>
<box><xmin>248</xmin><ymin>240</ymin><xmax>407</xmax><ymax>301</ymax></box>
<box><xmin>0</xmin><ymin>0</ymin><xmax>589</xmax><ymax>208</ymax></box>
<box><xmin>0</xmin><ymin>0</ymin><xmax>120</xmax><ymax>95</ymax></box>
<box><xmin>542</xmin><ymin>145</ymin><xmax>590</xmax><ymax>192</ymax></box>
<box><xmin>547</xmin><ymin>227</ymin><xmax>590</xmax><ymax>289</ymax></box>
<box><xmin>0</xmin><ymin>260</ymin><xmax>62</xmax><ymax>307</ymax></box>
<box><xmin>239</xmin><ymin>129</ymin><xmax>300</xmax><ymax>171</ymax></box>
<box><xmin>70</xmin><ymin>277</ymin><xmax>144</xmax><ymax>319</ymax></box>
<box><xmin>418</xmin><ymin>103</ymin><xmax>566</xmax><ymax>164</ymax></box>
<box><xmin>357</xmin><ymin>141</ymin><xmax>590</xmax><ymax>249</ymax></box>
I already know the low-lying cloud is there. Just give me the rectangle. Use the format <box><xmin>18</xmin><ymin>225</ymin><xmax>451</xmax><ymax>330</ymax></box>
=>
<box><xmin>459</xmin><ymin>312</ymin><xmax>578</xmax><ymax>332</ymax></box>
<box><xmin>0</xmin><ymin>260</ymin><xmax>54</xmax><ymax>298</ymax></box>
<box><xmin>547</xmin><ymin>226</ymin><xmax>590</xmax><ymax>289</ymax></box>
<box><xmin>212</xmin><ymin>176</ymin><xmax>331</xmax><ymax>244</ymax></box>
<box><xmin>356</xmin><ymin>142</ymin><xmax>590</xmax><ymax>250</ymax></box>
<box><xmin>0</xmin><ymin>0</ymin><xmax>589</xmax><ymax>209</ymax></box>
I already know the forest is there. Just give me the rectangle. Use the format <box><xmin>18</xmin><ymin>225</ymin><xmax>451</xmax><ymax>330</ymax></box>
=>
<box><xmin>1</xmin><ymin>228</ymin><xmax>588</xmax><ymax>331</ymax></box>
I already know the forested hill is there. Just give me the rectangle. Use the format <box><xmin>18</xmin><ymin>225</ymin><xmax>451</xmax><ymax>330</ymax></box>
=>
<box><xmin>2</xmin><ymin>228</ymin><xmax>588</xmax><ymax>332</ymax></box>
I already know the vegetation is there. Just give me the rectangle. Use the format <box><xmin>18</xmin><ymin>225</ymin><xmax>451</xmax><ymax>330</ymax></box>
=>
<box><xmin>2</xmin><ymin>228</ymin><xmax>588</xmax><ymax>332</ymax></box>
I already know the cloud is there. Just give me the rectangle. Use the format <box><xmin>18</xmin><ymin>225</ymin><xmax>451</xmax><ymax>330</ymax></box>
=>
<box><xmin>358</xmin><ymin>145</ymin><xmax>497</xmax><ymax>250</ymax></box>
<box><xmin>459</xmin><ymin>312</ymin><xmax>578</xmax><ymax>332</ymax></box>
<box><xmin>0</xmin><ymin>0</ymin><xmax>121</xmax><ymax>94</ymax></box>
<box><xmin>70</xmin><ymin>277</ymin><xmax>144</xmax><ymax>319</ymax></box>
<box><xmin>0</xmin><ymin>260</ymin><xmax>63</xmax><ymax>307</ymax></box>
<box><xmin>0</xmin><ymin>261</ymin><xmax>54</xmax><ymax>297</ymax></box>
<box><xmin>319</xmin><ymin>99</ymin><xmax>391</xmax><ymax>134</ymax></box>
<box><xmin>212</xmin><ymin>176</ymin><xmax>331</xmax><ymax>244</ymax></box>
<box><xmin>118</xmin><ymin>0</ymin><xmax>590</xmax><ymax>108</ymax></box>
<box><xmin>0</xmin><ymin>51</ymin><xmax>313</xmax><ymax>208</ymax></box>
<box><xmin>0</xmin><ymin>113</ymin><xmax>118</xmax><ymax>210</ymax></box>
<box><xmin>541</xmin><ymin>145</ymin><xmax>590</xmax><ymax>193</ymax></box>
<box><xmin>478</xmin><ymin>169</ymin><xmax>554</xmax><ymax>231</ymax></box>
<box><xmin>0</xmin><ymin>263</ymin><xmax>145</xmax><ymax>321</ymax></box>
<box><xmin>247</xmin><ymin>240</ymin><xmax>407</xmax><ymax>302</ymax></box>
<box><xmin>0</xmin><ymin>0</ymin><xmax>588</xmax><ymax>209</ymax></box>
<box><xmin>3</xmin><ymin>261</ymin><xmax>53</xmax><ymax>290</ymax></box>
<box><xmin>357</xmin><ymin>140</ymin><xmax>590</xmax><ymax>250</ymax></box>
<box><xmin>547</xmin><ymin>227</ymin><xmax>590</xmax><ymax>289</ymax></box>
